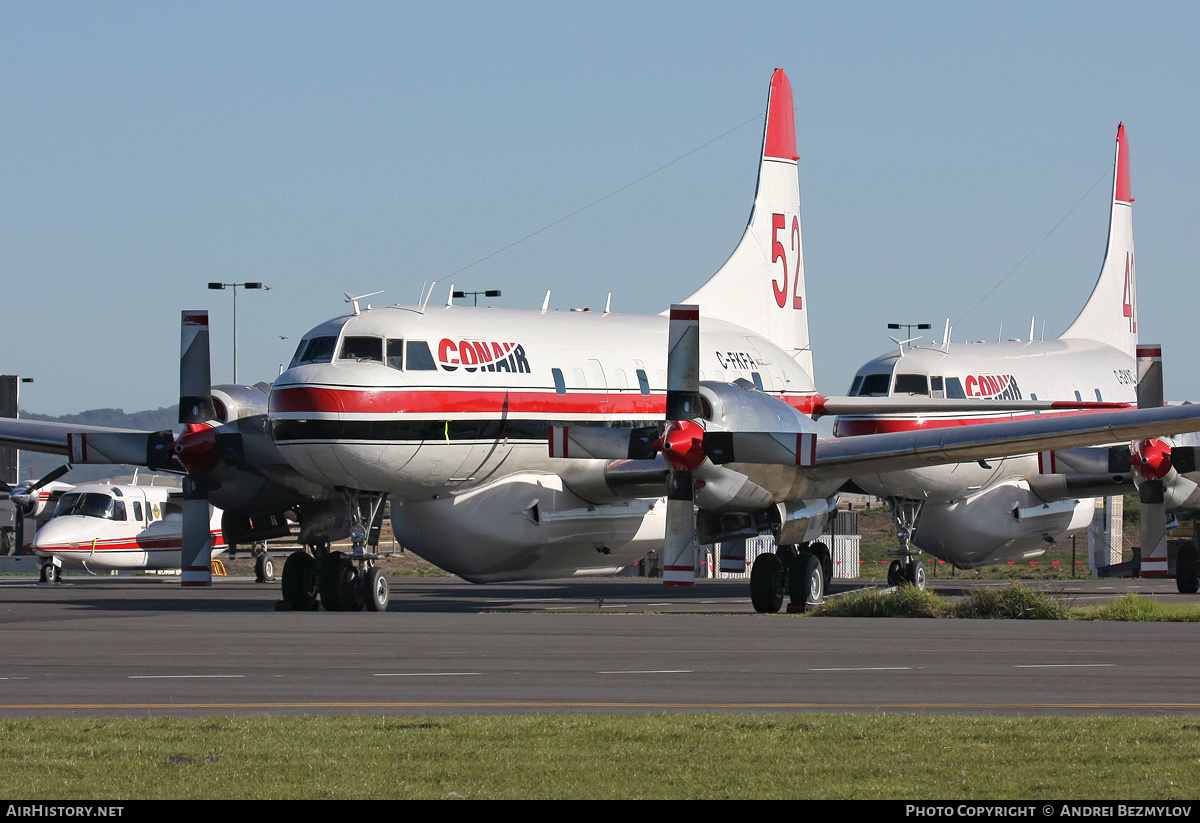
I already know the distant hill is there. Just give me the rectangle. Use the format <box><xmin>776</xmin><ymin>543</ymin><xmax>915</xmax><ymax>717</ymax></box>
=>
<box><xmin>15</xmin><ymin>406</ymin><xmax>179</xmax><ymax>485</ymax></box>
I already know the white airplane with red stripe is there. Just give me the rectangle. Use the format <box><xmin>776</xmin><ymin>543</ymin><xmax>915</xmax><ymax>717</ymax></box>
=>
<box><xmin>31</xmin><ymin>482</ymin><xmax>227</xmax><ymax>582</ymax></box>
<box><xmin>263</xmin><ymin>71</ymin><xmax>1200</xmax><ymax>613</ymax></box>
<box><xmin>830</xmin><ymin>124</ymin><xmax>1154</xmax><ymax>577</ymax></box>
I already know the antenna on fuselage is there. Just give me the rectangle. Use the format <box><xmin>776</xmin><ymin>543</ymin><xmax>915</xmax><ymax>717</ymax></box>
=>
<box><xmin>345</xmin><ymin>290</ymin><xmax>384</xmax><ymax>316</ymax></box>
<box><xmin>941</xmin><ymin>319</ymin><xmax>951</xmax><ymax>351</ymax></box>
<box><xmin>604</xmin><ymin>293</ymin><xmax>612</xmax><ymax>314</ymax></box>
<box><xmin>889</xmin><ymin>336</ymin><xmax>922</xmax><ymax>357</ymax></box>
<box><xmin>541</xmin><ymin>291</ymin><xmax>551</xmax><ymax>312</ymax></box>
<box><xmin>419</xmin><ymin>281</ymin><xmax>438</xmax><ymax>314</ymax></box>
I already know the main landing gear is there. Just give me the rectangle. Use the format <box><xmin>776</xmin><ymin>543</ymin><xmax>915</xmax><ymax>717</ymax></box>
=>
<box><xmin>886</xmin><ymin>497</ymin><xmax>927</xmax><ymax>590</ymax></box>
<box><xmin>279</xmin><ymin>490</ymin><xmax>390</xmax><ymax>612</ymax></box>
<box><xmin>750</xmin><ymin>541</ymin><xmax>833</xmax><ymax>614</ymax></box>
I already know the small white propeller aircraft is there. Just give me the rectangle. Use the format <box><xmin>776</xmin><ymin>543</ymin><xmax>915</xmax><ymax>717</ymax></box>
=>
<box><xmin>31</xmin><ymin>482</ymin><xmax>228</xmax><ymax>582</ymax></box>
<box><xmin>5</xmin><ymin>70</ymin><xmax>1200</xmax><ymax>613</ymax></box>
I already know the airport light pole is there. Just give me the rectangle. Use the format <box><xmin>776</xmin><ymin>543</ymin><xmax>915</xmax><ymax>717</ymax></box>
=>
<box><xmin>208</xmin><ymin>282</ymin><xmax>268</xmax><ymax>383</ymax></box>
<box><xmin>452</xmin><ymin>289</ymin><xmax>501</xmax><ymax>307</ymax></box>
<box><xmin>887</xmin><ymin>322</ymin><xmax>932</xmax><ymax>338</ymax></box>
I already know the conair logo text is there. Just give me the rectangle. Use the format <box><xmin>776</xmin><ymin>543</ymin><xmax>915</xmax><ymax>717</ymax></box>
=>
<box><xmin>965</xmin><ymin>374</ymin><xmax>1022</xmax><ymax>400</ymax></box>
<box><xmin>437</xmin><ymin>339</ymin><xmax>531</xmax><ymax>373</ymax></box>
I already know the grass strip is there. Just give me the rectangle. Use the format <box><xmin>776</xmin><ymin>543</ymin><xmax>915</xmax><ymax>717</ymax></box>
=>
<box><xmin>2</xmin><ymin>714</ymin><xmax>1200</xmax><ymax>799</ymax></box>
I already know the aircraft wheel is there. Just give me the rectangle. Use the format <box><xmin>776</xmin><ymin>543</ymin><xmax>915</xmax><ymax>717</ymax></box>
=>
<box><xmin>809</xmin><ymin>541</ymin><xmax>833</xmax><ymax>590</ymax></box>
<box><xmin>789</xmin><ymin>552</ymin><xmax>824</xmax><ymax>612</ymax></box>
<box><xmin>1177</xmin><ymin>545</ymin><xmax>1200</xmax><ymax>594</ymax></box>
<box><xmin>255</xmin><ymin>553</ymin><xmax>276</xmax><ymax>584</ymax></box>
<box><xmin>887</xmin><ymin>560</ymin><xmax>904</xmax><ymax>586</ymax></box>
<box><xmin>318</xmin><ymin>552</ymin><xmax>344</xmax><ymax>611</ymax></box>
<box><xmin>365</xmin><ymin>567</ymin><xmax>389</xmax><ymax>612</ymax></box>
<box><xmin>39</xmin><ymin>564</ymin><xmax>58</xmax><ymax>584</ymax></box>
<box><xmin>749</xmin><ymin>553</ymin><xmax>785</xmax><ymax>614</ymax></box>
<box><xmin>906</xmin><ymin>561</ymin><xmax>927</xmax><ymax>591</ymax></box>
<box><xmin>337</xmin><ymin>561</ymin><xmax>365</xmax><ymax>612</ymax></box>
<box><xmin>281</xmin><ymin>551</ymin><xmax>318</xmax><ymax>611</ymax></box>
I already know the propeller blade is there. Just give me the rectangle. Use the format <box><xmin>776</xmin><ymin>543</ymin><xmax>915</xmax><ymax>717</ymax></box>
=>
<box><xmin>548</xmin><ymin>425</ymin><xmax>659</xmax><ymax>460</ymax></box>
<box><xmin>28</xmin><ymin>463</ymin><xmax>70</xmax><ymax>492</ymax></box>
<box><xmin>661</xmin><ymin>469</ymin><xmax>696</xmax><ymax>587</ymax></box>
<box><xmin>1137</xmin><ymin>344</ymin><xmax>1163</xmax><ymax>410</ymax></box>
<box><xmin>1140</xmin><ymin>478</ymin><xmax>1169</xmax><ymax>577</ymax></box>
<box><xmin>180</xmin><ymin>310</ymin><xmax>216</xmax><ymax>424</ymax></box>
<box><xmin>666</xmin><ymin>305</ymin><xmax>701</xmax><ymax>421</ymax></box>
<box><xmin>180</xmin><ymin>473</ymin><xmax>213</xmax><ymax>587</ymax></box>
<box><xmin>178</xmin><ymin>310</ymin><xmax>215</xmax><ymax>586</ymax></box>
<box><xmin>704</xmin><ymin>431</ymin><xmax>818</xmax><ymax>466</ymax></box>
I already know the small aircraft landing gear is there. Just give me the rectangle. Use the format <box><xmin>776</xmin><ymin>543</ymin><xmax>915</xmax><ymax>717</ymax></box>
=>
<box><xmin>253</xmin><ymin>544</ymin><xmax>275</xmax><ymax>584</ymax></box>
<box><xmin>38</xmin><ymin>562</ymin><xmax>60</xmax><ymax>584</ymax></box>
<box><xmin>887</xmin><ymin>497</ymin><xmax>927</xmax><ymax>591</ymax></box>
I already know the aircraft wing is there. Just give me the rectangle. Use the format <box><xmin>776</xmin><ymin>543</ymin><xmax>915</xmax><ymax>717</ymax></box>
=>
<box><xmin>707</xmin><ymin>404</ymin><xmax>1200</xmax><ymax>480</ymax></box>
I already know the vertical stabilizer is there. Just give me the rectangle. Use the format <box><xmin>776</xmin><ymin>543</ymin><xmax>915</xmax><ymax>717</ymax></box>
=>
<box><xmin>680</xmin><ymin>69</ymin><xmax>813</xmax><ymax>383</ymax></box>
<box><xmin>1059</xmin><ymin>123</ymin><xmax>1137</xmax><ymax>357</ymax></box>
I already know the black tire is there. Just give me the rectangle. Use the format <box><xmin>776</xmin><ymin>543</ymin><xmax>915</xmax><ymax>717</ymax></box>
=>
<box><xmin>318</xmin><ymin>552</ymin><xmax>344</xmax><ymax>611</ymax></box>
<box><xmin>254</xmin><ymin>553</ymin><xmax>276</xmax><ymax>584</ymax></box>
<box><xmin>750</xmin><ymin>553</ymin><xmax>786</xmax><ymax>614</ymax></box>
<box><xmin>789</xmin><ymin>552</ymin><xmax>824</xmax><ymax>611</ymax></box>
<box><xmin>887</xmin><ymin>559</ymin><xmax>903</xmax><ymax>586</ymax></box>
<box><xmin>337</xmin><ymin>561</ymin><xmax>364</xmax><ymax>612</ymax></box>
<box><xmin>39</xmin><ymin>563</ymin><xmax>57</xmax><ymax>583</ymax></box>
<box><xmin>365</xmin><ymin>567</ymin><xmax>389</xmax><ymax>612</ymax></box>
<box><xmin>1177</xmin><ymin>545</ymin><xmax>1200</xmax><ymax>594</ymax></box>
<box><xmin>281</xmin><ymin>551</ymin><xmax>318</xmax><ymax>611</ymax></box>
<box><xmin>809</xmin><ymin>541</ymin><xmax>833</xmax><ymax>590</ymax></box>
<box><xmin>906</xmin><ymin>560</ymin><xmax>927</xmax><ymax>590</ymax></box>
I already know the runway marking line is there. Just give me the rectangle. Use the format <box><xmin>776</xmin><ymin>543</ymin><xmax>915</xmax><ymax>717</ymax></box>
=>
<box><xmin>373</xmin><ymin>673</ymin><xmax>480</xmax><ymax>677</ymax></box>
<box><xmin>128</xmin><ymin>675</ymin><xmax>245</xmax><ymax>679</ymax></box>
<box><xmin>1014</xmin><ymin>664</ymin><xmax>1116</xmax><ymax>669</ymax></box>
<box><xmin>6</xmin><ymin>700</ymin><xmax>1200</xmax><ymax>711</ymax></box>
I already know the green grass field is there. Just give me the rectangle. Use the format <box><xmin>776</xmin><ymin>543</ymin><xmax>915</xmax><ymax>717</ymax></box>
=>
<box><xmin>3</xmin><ymin>714</ymin><xmax>1200</xmax><ymax>799</ymax></box>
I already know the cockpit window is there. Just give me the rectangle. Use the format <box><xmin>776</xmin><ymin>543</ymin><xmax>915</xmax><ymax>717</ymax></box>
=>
<box><xmin>386</xmin><ymin>339</ymin><xmax>404</xmax><ymax>370</ymax></box>
<box><xmin>893</xmin><ymin>374</ymin><xmax>929</xmax><ymax>396</ymax></box>
<box><xmin>53</xmin><ymin>493</ymin><xmax>127</xmax><ymax>521</ymax></box>
<box><xmin>857</xmin><ymin>373</ymin><xmax>892</xmax><ymax>397</ymax></box>
<box><xmin>339</xmin><ymin>336</ymin><xmax>383</xmax><ymax>363</ymax></box>
<box><xmin>406</xmin><ymin>341</ymin><xmax>437</xmax><ymax>371</ymax></box>
<box><xmin>946</xmin><ymin>377</ymin><xmax>966</xmax><ymax>399</ymax></box>
<box><xmin>295</xmin><ymin>336</ymin><xmax>337</xmax><ymax>365</ymax></box>
<box><xmin>848</xmin><ymin>376</ymin><xmax>864</xmax><ymax>396</ymax></box>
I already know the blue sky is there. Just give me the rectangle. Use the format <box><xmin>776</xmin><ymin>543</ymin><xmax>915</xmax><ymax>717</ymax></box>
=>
<box><xmin>3</xmin><ymin>1</ymin><xmax>1198</xmax><ymax>414</ymax></box>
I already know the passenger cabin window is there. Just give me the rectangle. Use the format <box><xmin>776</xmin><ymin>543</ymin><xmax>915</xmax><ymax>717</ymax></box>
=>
<box><xmin>857</xmin><ymin>373</ymin><xmax>892</xmax><ymax>397</ymax></box>
<box><xmin>552</xmin><ymin>368</ymin><xmax>566</xmax><ymax>395</ymax></box>
<box><xmin>751</xmin><ymin>372</ymin><xmax>765</xmax><ymax>392</ymax></box>
<box><xmin>636</xmin><ymin>369</ymin><xmax>650</xmax><ymax>396</ymax></box>
<box><xmin>406</xmin><ymin>341</ymin><xmax>437</xmax><ymax>371</ymax></box>
<box><xmin>946</xmin><ymin>377</ymin><xmax>966</xmax><ymax>399</ymax></box>
<box><xmin>295</xmin><ymin>336</ymin><xmax>337</xmax><ymax>365</ymax></box>
<box><xmin>893</xmin><ymin>374</ymin><xmax>929</xmax><ymax>396</ymax></box>
<box><xmin>339</xmin><ymin>336</ymin><xmax>383</xmax><ymax>363</ymax></box>
<box><xmin>1095</xmin><ymin>389</ymin><xmax>1103</xmax><ymax>402</ymax></box>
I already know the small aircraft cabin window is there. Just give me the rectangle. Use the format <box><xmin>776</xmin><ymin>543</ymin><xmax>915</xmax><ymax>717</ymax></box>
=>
<box><xmin>857</xmin><ymin>373</ymin><xmax>892</xmax><ymax>397</ymax></box>
<box><xmin>297</xmin><ymin>336</ymin><xmax>338</xmax><ymax>365</ymax></box>
<box><xmin>132</xmin><ymin>501</ymin><xmax>143</xmax><ymax>522</ymax></box>
<box><xmin>946</xmin><ymin>377</ymin><xmax>967</xmax><ymax>399</ymax></box>
<box><xmin>636</xmin><ymin>369</ymin><xmax>650</xmax><ymax>396</ymax></box>
<box><xmin>893</xmin><ymin>374</ymin><xmax>929</xmax><ymax>396</ymax></box>
<box><xmin>406</xmin><ymin>341</ymin><xmax>437</xmax><ymax>371</ymax></box>
<box><xmin>386</xmin><ymin>339</ymin><xmax>404</xmax><ymax>369</ymax></box>
<box><xmin>339</xmin><ymin>336</ymin><xmax>383</xmax><ymax>363</ymax></box>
